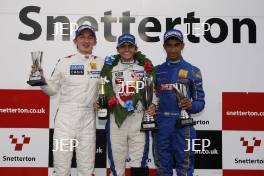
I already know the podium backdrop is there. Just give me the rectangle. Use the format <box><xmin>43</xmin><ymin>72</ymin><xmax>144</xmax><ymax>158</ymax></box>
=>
<box><xmin>0</xmin><ymin>0</ymin><xmax>264</xmax><ymax>175</ymax></box>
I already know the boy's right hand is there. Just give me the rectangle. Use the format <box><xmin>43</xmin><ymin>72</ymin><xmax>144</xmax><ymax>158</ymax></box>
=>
<box><xmin>94</xmin><ymin>101</ymin><xmax>100</xmax><ymax>112</ymax></box>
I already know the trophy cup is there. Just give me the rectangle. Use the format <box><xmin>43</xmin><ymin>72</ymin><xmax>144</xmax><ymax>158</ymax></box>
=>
<box><xmin>173</xmin><ymin>82</ymin><xmax>196</xmax><ymax>128</ymax></box>
<box><xmin>98</xmin><ymin>77</ymin><xmax>108</xmax><ymax>119</ymax></box>
<box><xmin>140</xmin><ymin>73</ymin><xmax>158</xmax><ymax>131</ymax></box>
<box><xmin>27</xmin><ymin>51</ymin><xmax>47</xmax><ymax>86</ymax></box>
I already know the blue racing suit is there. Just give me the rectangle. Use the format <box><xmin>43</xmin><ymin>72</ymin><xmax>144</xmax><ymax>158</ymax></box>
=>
<box><xmin>153</xmin><ymin>57</ymin><xmax>205</xmax><ymax>176</ymax></box>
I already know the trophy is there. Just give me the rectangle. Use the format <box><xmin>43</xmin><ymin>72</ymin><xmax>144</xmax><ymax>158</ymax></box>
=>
<box><xmin>140</xmin><ymin>73</ymin><xmax>158</xmax><ymax>131</ymax></box>
<box><xmin>98</xmin><ymin>77</ymin><xmax>108</xmax><ymax>119</ymax></box>
<box><xmin>27</xmin><ymin>51</ymin><xmax>47</xmax><ymax>86</ymax></box>
<box><xmin>173</xmin><ymin>82</ymin><xmax>196</xmax><ymax>128</ymax></box>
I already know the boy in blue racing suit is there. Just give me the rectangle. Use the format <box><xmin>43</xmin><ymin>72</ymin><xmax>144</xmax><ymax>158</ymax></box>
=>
<box><xmin>153</xmin><ymin>29</ymin><xmax>205</xmax><ymax>176</ymax></box>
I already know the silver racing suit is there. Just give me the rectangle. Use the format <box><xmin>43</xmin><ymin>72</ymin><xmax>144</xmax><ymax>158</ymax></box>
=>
<box><xmin>41</xmin><ymin>52</ymin><xmax>104</xmax><ymax>176</ymax></box>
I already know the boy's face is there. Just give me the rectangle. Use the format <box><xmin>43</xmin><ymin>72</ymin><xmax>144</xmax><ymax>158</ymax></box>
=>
<box><xmin>74</xmin><ymin>30</ymin><xmax>96</xmax><ymax>55</ymax></box>
<box><xmin>163</xmin><ymin>38</ymin><xmax>184</xmax><ymax>61</ymax></box>
<box><xmin>117</xmin><ymin>43</ymin><xmax>137</xmax><ymax>61</ymax></box>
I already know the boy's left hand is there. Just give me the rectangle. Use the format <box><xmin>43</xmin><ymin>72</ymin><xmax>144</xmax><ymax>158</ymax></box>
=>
<box><xmin>179</xmin><ymin>98</ymin><xmax>192</xmax><ymax>110</ymax></box>
<box><xmin>146</xmin><ymin>104</ymin><xmax>156</xmax><ymax>116</ymax></box>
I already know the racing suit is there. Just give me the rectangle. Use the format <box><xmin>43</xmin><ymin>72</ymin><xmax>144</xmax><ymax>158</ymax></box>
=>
<box><xmin>105</xmin><ymin>60</ymin><xmax>149</xmax><ymax>176</ymax></box>
<box><xmin>41</xmin><ymin>52</ymin><xmax>104</xmax><ymax>176</ymax></box>
<box><xmin>153</xmin><ymin>58</ymin><xmax>205</xmax><ymax>176</ymax></box>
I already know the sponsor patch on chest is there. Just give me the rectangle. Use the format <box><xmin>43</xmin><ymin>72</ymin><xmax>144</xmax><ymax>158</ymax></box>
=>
<box><xmin>131</xmin><ymin>71</ymin><xmax>144</xmax><ymax>80</ymax></box>
<box><xmin>115</xmin><ymin>71</ymin><xmax>123</xmax><ymax>77</ymax></box>
<box><xmin>87</xmin><ymin>70</ymin><xmax>100</xmax><ymax>79</ymax></box>
<box><xmin>159</xmin><ymin>83</ymin><xmax>174</xmax><ymax>91</ymax></box>
<box><xmin>178</xmin><ymin>69</ymin><xmax>188</xmax><ymax>79</ymax></box>
<box><xmin>70</xmin><ymin>65</ymin><xmax>84</xmax><ymax>75</ymax></box>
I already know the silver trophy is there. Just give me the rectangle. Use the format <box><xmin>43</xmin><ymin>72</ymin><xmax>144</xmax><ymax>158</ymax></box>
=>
<box><xmin>27</xmin><ymin>51</ymin><xmax>47</xmax><ymax>86</ymax></box>
<box><xmin>140</xmin><ymin>73</ymin><xmax>158</xmax><ymax>131</ymax></box>
<box><xmin>173</xmin><ymin>82</ymin><xmax>196</xmax><ymax>128</ymax></box>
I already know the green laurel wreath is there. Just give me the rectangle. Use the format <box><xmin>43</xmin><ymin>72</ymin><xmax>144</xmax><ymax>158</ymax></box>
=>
<box><xmin>100</xmin><ymin>51</ymin><xmax>155</xmax><ymax>127</ymax></box>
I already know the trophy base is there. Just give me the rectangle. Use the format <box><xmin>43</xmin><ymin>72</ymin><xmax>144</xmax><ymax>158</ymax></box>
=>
<box><xmin>140</xmin><ymin>121</ymin><xmax>158</xmax><ymax>132</ymax></box>
<box><xmin>27</xmin><ymin>80</ymin><xmax>47</xmax><ymax>86</ymax></box>
<box><xmin>176</xmin><ymin>118</ymin><xmax>196</xmax><ymax>128</ymax></box>
<box><xmin>98</xmin><ymin>117</ymin><xmax>108</xmax><ymax>120</ymax></box>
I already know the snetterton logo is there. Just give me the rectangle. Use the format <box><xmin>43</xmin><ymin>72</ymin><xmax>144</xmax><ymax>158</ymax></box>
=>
<box><xmin>234</xmin><ymin>136</ymin><xmax>264</xmax><ymax>165</ymax></box>
<box><xmin>0</xmin><ymin>129</ymin><xmax>48</xmax><ymax>165</ymax></box>
<box><xmin>2</xmin><ymin>134</ymin><xmax>36</xmax><ymax>162</ymax></box>
<box><xmin>18</xmin><ymin>6</ymin><xmax>257</xmax><ymax>43</ymax></box>
<box><xmin>0</xmin><ymin>90</ymin><xmax>49</xmax><ymax>128</ymax></box>
<box><xmin>240</xmin><ymin>137</ymin><xmax>261</xmax><ymax>154</ymax></box>
<box><xmin>9</xmin><ymin>134</ymin><xmax>31</xmax><ymax>151</ymax></box>
<box><xmin>222</xmin><ymin>92</ymin><xmax>264</xmax><ymax>130</ymax></box>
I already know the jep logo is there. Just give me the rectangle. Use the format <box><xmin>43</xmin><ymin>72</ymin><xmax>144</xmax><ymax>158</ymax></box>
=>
<box><xmin>240</xmin><ymin>137</ymin><xmax>261</xmax><ymax>153</ymax></box>
<box><xmin>9</xmin><ymin>134</ymin><xmax>31</xmax><ymax>151</ymax></box>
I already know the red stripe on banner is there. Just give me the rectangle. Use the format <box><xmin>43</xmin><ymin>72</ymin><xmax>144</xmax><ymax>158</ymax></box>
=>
<box><xmin>0</xmin><ymin>167</ymin><xmax>48</xmax><ymax>176</ymax></box>
<box><xmin>0</xmin><ymin>89</ymin><xmax>49</xmax><ymax>128</ymax></box>
<box><xmin>149</xmin><ymin>169</ymin><xmax>157</xmax><ymax>175</ymax></box>
<box><xmin>107</xmin><ymin>168</ymin><xmax>110</xmax><ymax>176</ymax></box>
<box><xmin>107</xmin><ymin>168</ymin><xmax>157</xmax><ymax>176</ymax></box>
<box><xmin>223</xmin><ymin>169</ymin><xmax>264</xmax><ymax>176</ymax></box>
<box><xmin>222</xmin><ymin>92</ymin><xmax>264</xmax><ymax>131</ymax></box>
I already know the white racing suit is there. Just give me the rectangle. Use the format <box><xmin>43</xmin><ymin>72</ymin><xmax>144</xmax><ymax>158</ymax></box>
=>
<box><xmin>41</xmin><ymin>52</ymin><xmax>104</xmax><ymax>176</ymax></box>
<box><xmin>106</xmin><ymin>60</ymin><xmax>150</xmax><ymax>176</ymax></box>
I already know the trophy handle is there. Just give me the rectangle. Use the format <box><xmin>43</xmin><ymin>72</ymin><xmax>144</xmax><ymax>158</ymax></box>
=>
<box><xmin>39</xmin><ymin>51</ymin><xmax>43</xmax><ymax>67</ymax></box>
<box><xmin>31</xmin><ymin>52</ymin><xmax>34</xmax><ymax>64</ymax></box>
<box><xmin>173</xmin><ymin>83</ymin><xmax>188</xmax><ymax>102</ymax></box>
